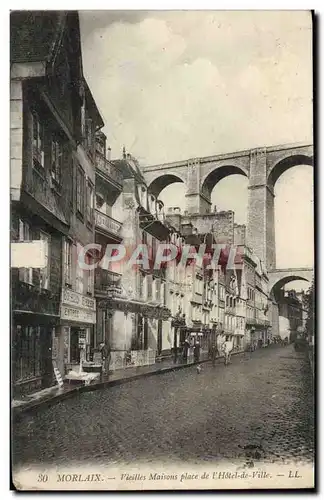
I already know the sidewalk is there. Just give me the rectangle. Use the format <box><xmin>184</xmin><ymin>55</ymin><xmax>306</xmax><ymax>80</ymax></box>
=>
<box><xmin>12</xmin><ymin>350</ymin><xmax>244</xmax><ymax>416</ymax></box>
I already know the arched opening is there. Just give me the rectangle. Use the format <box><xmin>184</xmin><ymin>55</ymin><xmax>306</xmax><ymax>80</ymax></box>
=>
<box><xmin>271</xmin><ymin>275</ymin><xmax>310</xmax><ymax>301</ymax></box>
<box><xmin>274</xmin><ymin>165</ymin><xmax>314</xmax><ymax>269</ymax></box>
<box><xmin>202</xmin><ymin>165</ymin><xmax>248</xmax><ymax>200</ymax></box>
<box><xmin>268</xmin><ymin>154</ymin><xmax>313</xmax><ymax>189</ymax></box>
<box><xmin>211</xmin><ymin>175</ymin><xmax>249</xmax><ymax>224</ymax></box>
<box><xmin>148</xmin><ymin>174</ymin><xmax>185</xmax><ymax>199</ymax></box>
<box><xmin>148</xmin><ymin>174</ymin><xmax>186</xmax><ymax>214</ymax></box>
<box><xmin>201</xmin><ymin>165</ymin><xmax>248</xmax><ymax>223</ymax></box>
<box><xmin>271</xmin><ymin>276</ymin><xmax>311</xmax><ymax>342</ymax></box>
<box><xmin>202</xmin><ymin>165</ymin><xmax>248</xmax><ymax>224</ymax></box>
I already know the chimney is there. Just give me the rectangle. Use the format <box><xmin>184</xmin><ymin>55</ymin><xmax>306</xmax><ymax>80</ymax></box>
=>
<box><xmin>122</xmin><ymin>146</ymin><xmax>126</xmax><ymax>159</ymax></box>
<box><xmin>107</xmin><ymin>147</ymin><xmax>111</xmax><ymax>161</ymax></box>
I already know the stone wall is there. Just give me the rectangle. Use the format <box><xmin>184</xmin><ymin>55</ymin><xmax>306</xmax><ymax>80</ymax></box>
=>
<box><xmin>234</xmin><ymin>224</ymin><xmax>246</xmax><ymax>246</ymax></box>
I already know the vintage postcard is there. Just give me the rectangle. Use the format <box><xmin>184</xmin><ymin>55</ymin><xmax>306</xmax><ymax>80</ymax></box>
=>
<box><xmin>10</xmin><ymin>10</ymin><xmax>314</xmax><ymax>491</ymax></box>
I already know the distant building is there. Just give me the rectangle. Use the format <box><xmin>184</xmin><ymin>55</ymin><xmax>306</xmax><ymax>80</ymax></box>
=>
<box><xmin>165</xmin><ymin>207</ymin><xmax>272</xmax><ymax>351</ymax></box>
<box><xmin>277</xmin><ymin>289</ymin><xmax>303</xmax><ymax>342</ymax></box>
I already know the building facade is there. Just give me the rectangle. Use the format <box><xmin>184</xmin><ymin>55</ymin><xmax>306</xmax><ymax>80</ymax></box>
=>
<box><xmin>95</xmin><ymin>153</ymin><xmax>172</xmax><ymax>370</ymax></box>
<box><xmin>10</xmin><ymin>11</ymin><xmax>103</xmax><ymax>393</ymax></box>
<box><xmin>165</xmin><ymin>207</ymin><xmax>272</xmax><ymax>352</ymax></box>
<box><xmin>277</xmin><ymin>289</ymin><xmax>303</xmax><ymax>342</ymax></box>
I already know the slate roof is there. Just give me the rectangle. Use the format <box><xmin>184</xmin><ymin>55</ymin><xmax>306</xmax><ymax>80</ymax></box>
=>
<box><xmin>10</xmin><ymin>11</ymin><xmax>64</xmax><ymax>63</ymax></box>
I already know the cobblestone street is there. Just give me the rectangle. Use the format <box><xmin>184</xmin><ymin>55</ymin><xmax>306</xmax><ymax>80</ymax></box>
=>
<box><xmin>13</xmin><ymin>345</ymin><xmax>314</xmax><ymax>469</ymax></box>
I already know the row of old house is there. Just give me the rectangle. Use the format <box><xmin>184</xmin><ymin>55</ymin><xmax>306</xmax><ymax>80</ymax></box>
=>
<box><xmin>11</xmin><ymin>11</ymin><xmax>276</xmax><ymax>397</ymax></box>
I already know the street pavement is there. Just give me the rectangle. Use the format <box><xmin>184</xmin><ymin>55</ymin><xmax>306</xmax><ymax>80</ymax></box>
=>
<box><xmin>12</xmin><ymin>344</ymin><xmax>314</xmax><ymax>468</ymax></box>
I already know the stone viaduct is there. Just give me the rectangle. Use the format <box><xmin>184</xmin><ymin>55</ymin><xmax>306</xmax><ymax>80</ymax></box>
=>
<box><xmin>142</xmin><ymin>142</ymin><xmax>314</xmax><ymax>295</ymax></box>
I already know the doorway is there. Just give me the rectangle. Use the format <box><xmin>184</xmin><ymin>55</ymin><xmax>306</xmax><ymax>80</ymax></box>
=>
<box><xmin>70</xmin><ymin>327</ymin><xmax>80</xmax><ymax>363</ymax></box>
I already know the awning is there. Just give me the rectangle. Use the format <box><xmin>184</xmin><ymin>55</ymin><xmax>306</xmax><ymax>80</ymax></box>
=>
<box><xmin>97</xmin><ymin>296</ymin><xmax>171</xmax><ymax>320</ymax></box>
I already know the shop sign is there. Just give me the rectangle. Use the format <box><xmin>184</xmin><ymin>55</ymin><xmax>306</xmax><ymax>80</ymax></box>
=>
<box><xmin>61</xmin><ymin>288</ymin><xmax>96</xmax><ymax>311</ymax></box>
<box><xmin>60</xmin><ymin>305</ymin><xmax>96</xmax><ymax>324</ymax></box>
<box><xmin>105</xmin><ymin>285</ymin><xmax>124</xmax><ymax>298</ymax></box>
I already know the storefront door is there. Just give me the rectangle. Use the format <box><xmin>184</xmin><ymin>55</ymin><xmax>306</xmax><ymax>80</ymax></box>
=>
<box><xmin>70</xmin><ymin>327</ymin><xmax>80</xmax><ymax>363</ymax></box>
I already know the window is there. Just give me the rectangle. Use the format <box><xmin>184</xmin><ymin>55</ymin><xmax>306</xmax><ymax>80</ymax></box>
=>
<box><xmin>32</xmin><ymin>111</ymin><xmax>44</xmax><ymax>170</ymax></box>
<box><xmin>13</xmin><ymin>325</ymin><xmax>41</xmax><ymax>382</ymax></box>
<box><xmin>86</xmin><ymin>180</ymin><xmax>94</xmax><ymax>224</ymax></box>
<box><xmin>142</xmin><ymin>231</ymin><xmax>147</xmax><ymax>245</ymax></box>
<box><xmin>139</xmin><ymin>273</ymin><xmax>145</xmax><ymax>300</ymax></box>
<box><xmin>96</xmin><ymin>138</ymin><xmax>105</xmax><ymax>156</ymax></box>
<box><xmin>63</xmin><ymin>239</ymin><xmax>73</xmax><ymax>287</ymax></box>
<box><xmin>147</xmin><ymin>275</ymin><xmax>152</xmax><ymax>300</ymax></box>
<box><xmin>39</xmin><ymin>231</ymin><xmax>50</xmax><ymax>290</ymax></box>
<box><xmin>85</xmin><ymin>118</ymin><xmax>93</xmax><ymax>153</ymax></box>
<box><xmin>161</xmin><ymin>282</ymin><xmax>166</xmax><ymax>306</ymax></box>
<box><xmin>18</xmin><ymin>219</ymin><xmax>33</xmax><ymax>285</ymax></box>
<box><xmin>51</xmin><ymin>138</ymin><xmax>63</xmax><ymax>187</ymax></box>
<box><xmin>155</xmin><ymin>279</ymin><xmax>161</xmax><ymax>302</ymax></box>
<box><xmin>87</xmin><ymin>256</ymin><xmax>94</xmax><ymax>296</ymax></box>
<box><xmin>76</xmin><ymin>167</ymin><xmax>85</xmax><ymax>216</ymax></box>
<box><xmin>76</xmin><ymin>254</ymin><xmax>84</xmax><ymax>294</ymax></box>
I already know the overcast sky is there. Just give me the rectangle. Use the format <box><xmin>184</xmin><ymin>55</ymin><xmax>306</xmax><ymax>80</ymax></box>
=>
<box><xmin>80</xmin><ymin>10</ymin><xmax>313</xmax><ymax>288</ymax></box>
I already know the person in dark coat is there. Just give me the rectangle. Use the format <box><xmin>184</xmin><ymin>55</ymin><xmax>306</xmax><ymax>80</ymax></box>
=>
<box><xmin>182</xmin><ymin>339</ymin><xmax>190</xmax><ymax>363</ymax></box>
<box><xmin>209</xmin><ymin>343</ymin><xmax>218</xmax><ymax>367</ymax></box>
<box><xmin>100</xmin><ymin>342</ymin><xmax>111</xmax><ymax>374</ymax></box>
<box><xmin>193</xmin><ymin>341</ymin><xmax>200</xmax><ymax>363</ymax></box>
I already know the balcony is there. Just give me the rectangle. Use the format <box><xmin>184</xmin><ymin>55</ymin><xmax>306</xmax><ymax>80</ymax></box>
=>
<box><xmin>246</xmin><ymin>316</ymin><xmax>270</xmax><ymax>327</ymax></box>
<box><xmin>95</xmin><ymin>268</ymin><xmax>123</xmax><ymax>297</ymax></box>
<box><xmin>96</xmin><ymin>151</ymin><xmax>123</xmax><ymax>188</ymax></box>
<box><xmin>12</xmin><ymin>280</ymin><xmax>60</xmax><ymax>318</ymax></box>
<box><xmin>95</xmin><ymin>209</ymin><xmax>122</xmax><ymax>239</ymax></box>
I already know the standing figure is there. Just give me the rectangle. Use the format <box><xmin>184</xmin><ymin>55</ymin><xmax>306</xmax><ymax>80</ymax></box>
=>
<box><xmin>100</xmin><ymin>342</ymin><xmax>111</xmax><ymax>375</ymax></box>
<box><xmin>222</xmin><ymin>338</ymin><xmax>233</xmax><ymax>366</ymax></box>
<box><xmin>182</xmin><ymin>339</ymin><xmax>190</xmax><ymax>363</ymax></box>
<box><xmin>209</xmin><ymin>343</ymin><xmax>218</xmax><ymax>367</ymax></box>
<box><xmin>193</xmin><ymin>341</ymin><xmax>201</xmax><ymax>363</ymax></box>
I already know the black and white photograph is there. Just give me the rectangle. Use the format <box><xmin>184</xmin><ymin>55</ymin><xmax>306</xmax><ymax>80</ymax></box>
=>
<box><xmin>10</xmin><ymin>9</ymin><xmax>315</xmax><ymax>490</ymax></box>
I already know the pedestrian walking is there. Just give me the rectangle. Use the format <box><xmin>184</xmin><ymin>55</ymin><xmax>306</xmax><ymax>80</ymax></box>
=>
<box><xmin>209</xmin><ymin>343</ymin><xmax>218</xmax><ymax>367</ymax></box>
<box><xmin>193</xmin><ymin>341</ymin><xmax>200</xmax><ymax>363</ymax></box>
<box><xmin>182</xmin><ymin>339</ymin><xmax>190</xmax><ymax>363</ymax></box>
<box><xmin>100</xmin><ymin>342</ymin><xmax>111</xmax><ymax>375</ymax></box>
<box><xmin>222</xmin><ymin>338</ymin><xmax>233</xmax><ymax>366</ymax></box>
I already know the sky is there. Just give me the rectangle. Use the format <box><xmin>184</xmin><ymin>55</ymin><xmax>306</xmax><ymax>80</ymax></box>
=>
<box><xmin>80</xmin><ymin>10</ymin><xmax>313</xmax><ymax>289</ymax></box>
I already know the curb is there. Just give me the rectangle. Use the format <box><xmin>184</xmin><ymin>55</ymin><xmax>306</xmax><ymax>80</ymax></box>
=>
<box><xmin>12</xmin><ymin>351</ymin><xmax>244</xmax><ymax>418</ymax></box>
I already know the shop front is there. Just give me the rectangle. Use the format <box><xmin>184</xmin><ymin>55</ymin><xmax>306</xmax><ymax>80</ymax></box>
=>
<box><xmin>12</xmin><ymin>281</ymin><xmax>60</xmax><ymax>397</ymax></box>
<box><xmin>56</xmin><ymin>287</ymin><xmax>96</xmax><ymax>375</ymax></box>
<box><xmin>97</xmin><ymin>297</ymin><xmax>171</xmax><ymax>370</ymax></box>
